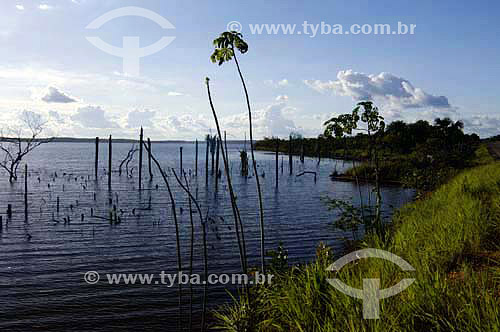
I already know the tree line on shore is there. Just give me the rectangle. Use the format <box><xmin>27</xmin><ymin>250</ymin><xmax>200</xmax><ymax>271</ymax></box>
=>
<box><xmin>256</xmin><ymin>115</ymin><xmax>483</xmax><ymax>191</ymax></box>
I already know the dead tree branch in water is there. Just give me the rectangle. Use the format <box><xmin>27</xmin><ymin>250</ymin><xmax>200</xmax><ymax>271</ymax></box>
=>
<box><xmin>118</xmin><ymin>144</ymin><xmax>138</xmax><ymax>177</ymax></box>
<box><xmin>0</xmin><ymin>111</ymin><xmax>52</xmax><ymax>182</ymax></box>
<box><xmin>296</xmin><ymin>171</ymin><xmax>317</xmax><ymax>183</ymax></box>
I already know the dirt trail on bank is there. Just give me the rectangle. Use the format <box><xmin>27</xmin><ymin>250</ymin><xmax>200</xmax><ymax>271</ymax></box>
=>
<box><xmin>487</xmin><ymin>141</ymin><xmax>500</xmax><ymax>159</ymax></box>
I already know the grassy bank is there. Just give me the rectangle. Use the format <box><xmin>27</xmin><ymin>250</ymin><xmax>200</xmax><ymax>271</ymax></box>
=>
<box><xmin>214</xmin><ymin>162</ymin><xmax>500</xmax><ymax>331</ymax></box>
<box><xmin>338</xmin><ymin>144</ymin><xmax>496</xmax><ymax>192</ymax></box>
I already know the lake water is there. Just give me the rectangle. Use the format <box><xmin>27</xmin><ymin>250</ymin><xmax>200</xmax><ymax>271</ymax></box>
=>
<box><xmin>0</xmin><ymin>142</ymin><xmax>414</xmax><ymax>331</ymax></box>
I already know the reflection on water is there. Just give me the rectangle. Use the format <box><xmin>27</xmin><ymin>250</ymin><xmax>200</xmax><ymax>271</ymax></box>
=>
<box><xmin>0</xmin><ymin>142</ymin><xmax>414</xmax><ymax>331</ymax></box>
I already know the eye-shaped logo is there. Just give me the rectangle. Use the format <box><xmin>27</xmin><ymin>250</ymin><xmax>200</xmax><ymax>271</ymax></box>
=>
<box><xmin>326</xmin><ymin>248</ymin><xmax>415</xmax><ymax>319</ymax></box>
<box><xmin>85</xmin><ymin>6</ymin><xmax>176</xmax><ymax>76</ymax></box>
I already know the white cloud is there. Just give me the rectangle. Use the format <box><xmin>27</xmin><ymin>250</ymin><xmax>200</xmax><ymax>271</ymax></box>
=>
<box><xmin>127</xmin><ymin>110</ymin><xmax>156</xmax><ymax>128</ymax></box>
<box><xmin>0</xmin><ymin>66</ymin><xmax>177</xmax><ymax>112</ymax></box>
<box><xmin>305</xmin><ymin>70</ymin><xmax>451</xmax><ymax>110</ymax></box>
<box><xmin>0</xmin><ymin>100</ymin><xmax>310</xmax><ymax>139</ymax></box>
<box><xmin>278</xmin><ymin>79</ymin><xmax>289</xmax><ymax>87</ymax></box>
<box><xmin>16</xmin><ymin>4</ymin><xmax>25</xmax><ymax>10</ymax></box>
<box><xmin>48</xmin><ymin>110</ymin><xmax>65</xmax><ymax>124</ymax></box>
<box><xmin>264</xmin><ymin>79</ymin><xmax>290</xmax><ymax>88</ymax></box>
<box><xmin>0</xmin><ymin>65</ymin><xmax>315</xmax><ymax>139</ymax></box>
<box><xmin>71</xmin><ymin>106</ymin><xmax>119</xmax><ymax>129</ymax></box>
<box><xmin>38</xmin><ymin>4</ymin><xmax>52</xmax><ymax>10</ymax></box>
<box><xmin>461</xmin><ymin>115</ymin><xmax>500</xmax><ymax>138</ymax></box>
<box><xmin>163</xmin><ymin>114</ymin><xmax>211</xmax><ymax>134</ymax></box>
<box><xmin>41</xmin><ymin>87</ymin><xmax>76</xmax><ymax>103</ymax></box>
<box><xmin>223</xmin><ymin>101</ymin><xmax>298</xmax><ymax>138</ymax></box>
<box><xmin>143</xmin><ymin>99</ymin><xmax>301</xmax><ymax>139</ymax></box>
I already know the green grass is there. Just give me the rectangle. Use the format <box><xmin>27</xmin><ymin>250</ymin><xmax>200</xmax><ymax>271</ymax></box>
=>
<box><xmin>214</xmin><ymin>162</ymin><xmax>500</xmax><ymax>331</ymax></box>
<box><xmin>473</xmin><ymin>144</ymin><xmax>496</xmax><ymax>165</ymax></box>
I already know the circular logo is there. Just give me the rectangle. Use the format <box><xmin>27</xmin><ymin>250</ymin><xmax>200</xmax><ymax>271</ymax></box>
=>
<box><xmin>85</xmin><ymin>7</ymin><xmax>176</xmax><ymax>76</ymax></box>
<box><xmin>226</xmin><ymin>21</ymin><xmax>243</xmax><ymax>33</ymax></box>
<box><xmin>84</xmin><ymin>271</ymin><xmax>100</xmax><ymax>284</ymax></box>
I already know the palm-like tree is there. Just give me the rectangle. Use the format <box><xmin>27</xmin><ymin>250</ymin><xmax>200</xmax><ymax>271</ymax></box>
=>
<box><xmin>211</xmin><ymin>31</ymin><xmax>266</xmax><ymax>272</ymax></box>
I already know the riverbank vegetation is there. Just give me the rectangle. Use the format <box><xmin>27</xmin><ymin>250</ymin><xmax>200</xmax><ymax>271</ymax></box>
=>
<box><xmin>256</xmin><ymin>116</ymin><xmax>484</xmax><ymax>192</ymax></box>
<box><xmin>214</xmin><ymin>161</ymin><xmax>500</xmax><ymax>331</ymax></box>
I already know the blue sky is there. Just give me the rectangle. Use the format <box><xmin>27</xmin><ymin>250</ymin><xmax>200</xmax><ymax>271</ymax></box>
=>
<box><xmin>1</xmin><ymin>0</ymin><xmax>499</xmax><ymax>139</ymax></box>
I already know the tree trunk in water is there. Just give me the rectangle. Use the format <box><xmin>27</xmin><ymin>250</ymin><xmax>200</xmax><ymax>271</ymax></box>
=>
<box><xmin>24</xmin><ymin>163</ymin><xmax>28</xmax><ymax>220</ymax></box>
<box><xmin>139</xmin><ymin>127</ymin><xmax>143</xmax><ymax>190</ymax></box>
<box><xmin>300</xmin><ymin>141</ymin><xmax>304</xmax><ymax>163</ymax></box>
<box><xmin>275</xmin><ymin>138</ymin><xmax>279</xmax><ymax>188</ymax></box>
<box><xmin>215</xmin><ymin>139</ymin><xmax>220</xmax><ymax>193</ymax></box>
<box><xmin>180</xmin><ymin>147</ymin><xmax>183</xmax><ymax>174</ymax></box>
<box><xmin>205</xmin><ymin>139</ymin><xmax>209</xmax><ymax>186</ymax></box>
<box><xmin>9</xmin><ymin>165</ymin><xmax>15</xmax><ymax>183</ymax></box>
<box><xmin>108</xmin><ymin>135</ymin><xmax>112</xmax><ymax>190</ymax></box>
<box><xmin>224</xmin><ymin>131</ymin><xmax>229</xmax><ymax>162</ymax></box>
<box><xmin>195</xmin><ymin>139</ymin><xmax>198</xmax><ymax>177</ymax></box>
<box><xmin>211</xmin><ymin>139</ymin><xmax>214</xmax><ymax>176</ymax></box>
<box><xmin>95</xmin><ymin>137</ymin><xmax>99</xmax><ymax>180</ymax></box>
<box><xmin>317</xmin><ymin>140</ymin><xmax>321</xmax><ymax>164</ymax></box>
<box><xmin>147</xmin><ymin>138</ymin><xmax>153</xmax><ymax>180</ymax></box>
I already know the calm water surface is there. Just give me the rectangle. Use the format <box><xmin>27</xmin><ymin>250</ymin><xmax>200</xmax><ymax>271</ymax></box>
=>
<box><xmin>0</xmin><ymin>142</ymin><xmax>414</xmax><ymax>331</ymax></box>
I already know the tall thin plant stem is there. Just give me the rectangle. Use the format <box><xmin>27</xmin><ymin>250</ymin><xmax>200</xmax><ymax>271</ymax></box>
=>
<box><xmin>233</xmin><ymin>52</ymin><xmax>266</xmax><ymax>273</ymax></box>
<box><xmin>345</xmin><ymin>137</ymin><xmax>365</xmax><ymax>224</ymax></box>
<box><xmin>205</xmin><ymin>77</ymin><xmax>247</xmax><ymax>274</ymax></box>
<box><xmin>185</xmin><ymin>175</ymin><xmax>195</xmax><ymax>331</ymax></box>
<box><xmin>225</xmin><ymin>132</ymin><xmax>247</xmax><ymax>269</ymax></box>
<box><xmin>171</xmin><ymin>169</ymin><xmax>208</xmax><ymax>332</ymax></box>
<box><xmin>141</xmin><ymin>141</ymin><xmax>182</xmax><ymax>328</ymax></box>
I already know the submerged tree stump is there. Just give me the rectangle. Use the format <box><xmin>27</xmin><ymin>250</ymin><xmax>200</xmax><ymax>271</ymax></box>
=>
<box><xmin>108</xmin><ymin>135</ymin><xmax>112</xmax><ymax>190</ymax></box>
<box><xmin>195</xmin><ymin>139</ymin><xmax>198</xmax><ymax>177</ymax></box>
<box><xmin>180</xmin><ymin>147</ymin><xmax>183</xmax><ymax>174</ymax></box>
<box><xmin>205</xmin><ymin>138</ymin><xmax>209</xmax><ymax>185</ymax></box>
<box><xmin>139</xmin><ymin>127</ymin><xmax>143</xmax><ymax>190</ymax></box>
<box><xmin>215</xmin><ymin>139</ymin><xmax>220</xmax><ymax>192</ymax></box>
<box><xmin>148</xmin><ymin>138</ymin><xmax>153</xmax><ymax>180</ymax></box>
<box><xmin>275</xmin><ymin>138</ymin><xmax>279</xmax><ymax>187</ymax></box>
<box><xmin>24</xmin><ymin>164</ymin><xmax>28</xmax><ymax>220</ymax></box>
<box><xmin>95</xmin><ymin>137</ymin><xmax>99</xmax><ymax>180</ymax></box>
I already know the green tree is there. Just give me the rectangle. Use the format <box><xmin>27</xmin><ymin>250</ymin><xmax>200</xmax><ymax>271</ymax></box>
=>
<box><xmin>324</xmin><ymin>101</ymin><xmax>386</xmax><ymax>234</ymax></box>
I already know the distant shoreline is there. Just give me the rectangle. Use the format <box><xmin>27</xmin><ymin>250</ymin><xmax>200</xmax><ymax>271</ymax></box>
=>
<box><xmin>0</xmin><ymin>137</ymin><xmax>252</xmax><ymax>144</ymax></box>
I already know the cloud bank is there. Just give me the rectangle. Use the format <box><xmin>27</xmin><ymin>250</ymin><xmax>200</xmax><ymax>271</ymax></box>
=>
<box><xmin>40</xmin><ymin>96</ymin><xmax>302</xmax><ymax>139</ymax></box>
<box><xmin>224</xmin><ymin>101</ymin><xmax>298</xmax><ymax>138</ymax></box>
<box><xmin>127</xmin><ymin>110</ymin><xmax>156</xmax><ymax>128</ymax></box>
<box><xmin>305</xmin><ymin>70</ymin><xmax>451</xmax><ymax>110</ymax></box>
<box><xmin>461</xmin><ymin>115</ymin><xmax>500</xmax><ymax>138</ymax></box>
<box><xmin>71</xmin><ymin>106</ymin><xmax>118</xmax><ymax>129</ymax></box>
